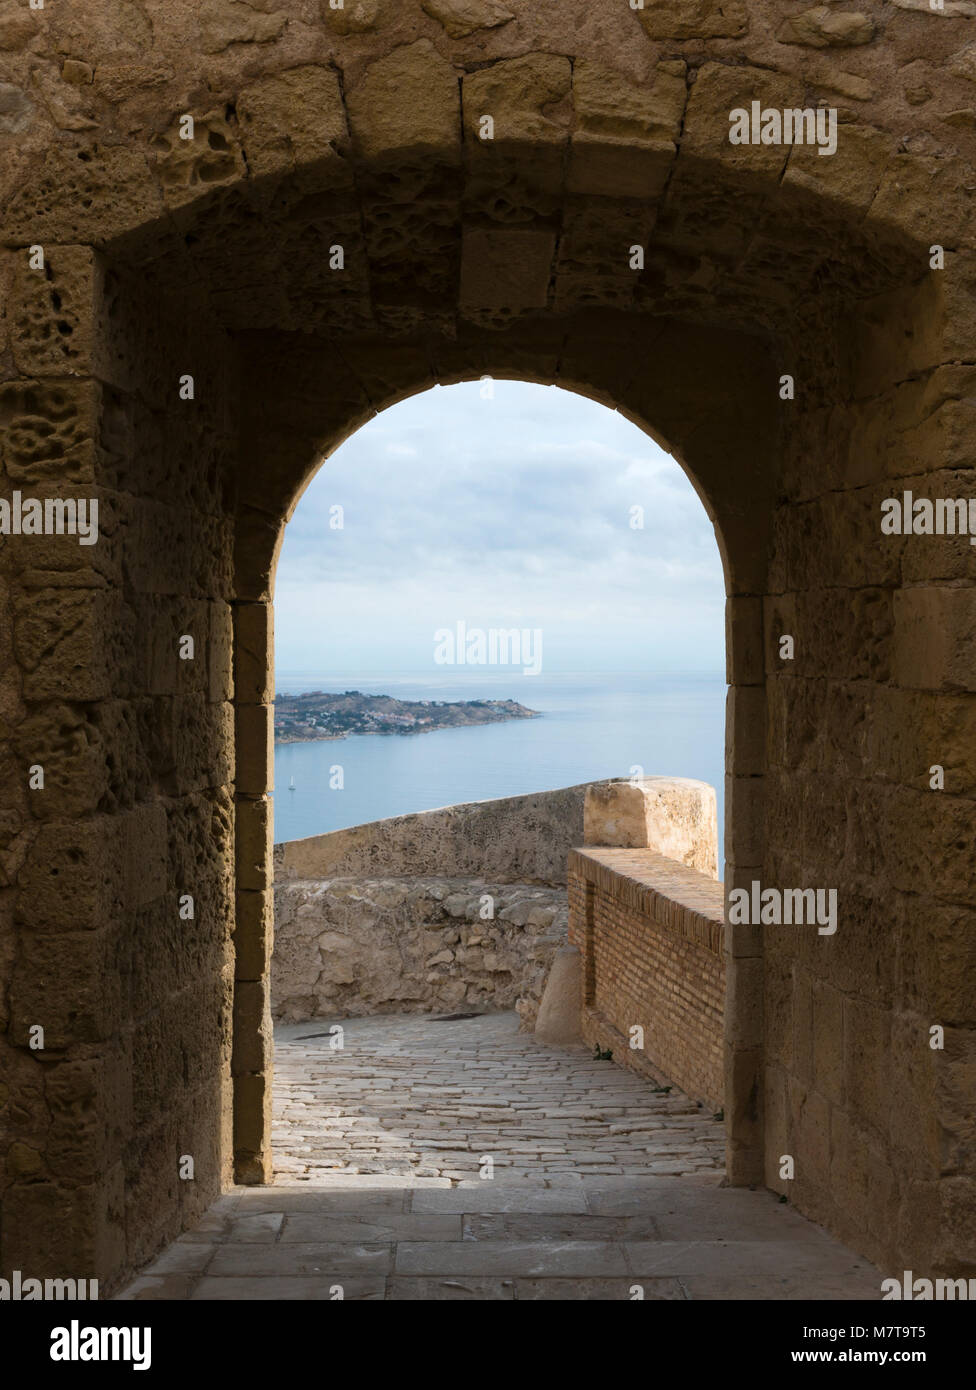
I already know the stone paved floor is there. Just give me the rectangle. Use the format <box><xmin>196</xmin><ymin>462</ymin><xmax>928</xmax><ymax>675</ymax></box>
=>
<box><xmin>116</xmin><ymin>1012</ymin><xmax>881</xmax><ymax>1300</ymax></box>
<box><xmin>273</xmin><ymin>1011</ymin><xmax>726</xmax><ymax>1181</ymax></box>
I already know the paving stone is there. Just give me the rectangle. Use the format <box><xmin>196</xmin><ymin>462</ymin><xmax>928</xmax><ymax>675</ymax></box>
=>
<box><xmin>412</xmin><ymin>1186</ymin><xmax>589</xmax><ymax>1213</ymax></box>
<box><xmin>220</xmin><ymin>1212</ymin><xmax>286</xmax><ymax>1243</ymax></box>
<box><xmin>190</xmin><ymin>1277</ymin><xmax>387</xmax><ymax>1301</ymax></box>
<box><xmin>114</xmin><ymin>1275</ymin><xmax>200</xmax><ymax>1300</ymax></box>
<box><xmin>516</xmin><ymin>1277</ymin><xmax>686</xmax><ymax>1300</ymax></box>
<box><xmin>272</xmin><ymin>1011</ymin><xmax>725</xmax><ymax>1183</ymax></box>
<box><xmin>681</xmin><ymin>1273</ymin><xmax>882</xmax><ymax>1300</ymax></box>
<box><xmin>388</xmin><ymin>1277</ymin><xmax>516</xmax><ymax>1300</ymax></box>
<box><xmin>115</xmin><ymin>1012</ymin><xmax>881</xmax><ymax>1301</ymax></box>
<box><xmin>584</xmin><ymin>1176</ymin><xmax>725</xmax><ymax>1216</ymax></box>
<box><xmin>141</xmin><ymin>1242</ymin><xmax>217</xmax><ymax>1276</ymax></box>
<box><xmin>207</xmin><ymin>1242</ymin><xmax>393</xmax><ymax>1277</ymax></box>
<box><xmin>463</xmin><ymin>1212</ymin><xmax>661</xmax><ymax>1241</ymax></box>
<box><xmin>396</xmin><ymin>1239</ymin><xmax>630</xmax><ymax>1276</ymax></box>
<box><xmin>623</xmin><ymin>1241</ymin><xmax>877</xmax><ymax>1278</ymax></box>
<box><xmin>250</xmin><ymin>1189</ymin><xmax>409</xmax><ymax>1210</ymax></box>
<box><xmin>280</xmin><ymin>1212</ymin><xmax>462</xmax><ymax>1242</ymax></box>
<box><xmin>653</xmin><ymin>1201</ymin><xmax>840</xmax><ymax>1242</ymax></box>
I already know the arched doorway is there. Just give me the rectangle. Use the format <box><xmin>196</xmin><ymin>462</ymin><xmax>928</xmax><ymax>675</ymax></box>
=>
<box><xmin>1</xmin><ymin>27</ymin><xmax>963</xmax><ymax>1295</ymax></box>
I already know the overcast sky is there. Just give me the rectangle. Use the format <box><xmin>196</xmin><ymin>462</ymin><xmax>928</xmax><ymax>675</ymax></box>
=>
<box><xmin>274</xmin><ymin>380</ymin><xmax>726</xmax><ymax>676</ymax></box>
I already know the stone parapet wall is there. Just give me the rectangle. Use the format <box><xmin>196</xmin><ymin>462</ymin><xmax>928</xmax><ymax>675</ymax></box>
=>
<box><xmin>273</xmin><ymin>777</ymin><xmax>718</xmax><ymax>886</ymax></box>
<box><xmin>569</xmin><ymin>847</ymin><xmax>726</xmax><ymax>1108</ymax></box>
<box><xmin>271</xmin><ymin>780</ymin><xmax>719</xmax><ymax>1038</ymax></box>
<box><xmin>273</xmin><ymin>784</ymin><xmax>589</xmax><ymax>886</ymax></box>
<box><xmin>273</xmin><ymin>875</ymin><xmax>567</xmax><ymax>1027</ymax></box>
<box><xmin>583</xmin><ymin>777</ymin><xmax>718</xmax><ymax>880</ymax></box>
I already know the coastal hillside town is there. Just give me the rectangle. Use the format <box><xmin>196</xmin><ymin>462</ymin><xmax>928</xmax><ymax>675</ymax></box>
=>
<box><xmin>274</xmin><ymin>690</ymin><xmax>539</xmax><ymax>743</ymax></box>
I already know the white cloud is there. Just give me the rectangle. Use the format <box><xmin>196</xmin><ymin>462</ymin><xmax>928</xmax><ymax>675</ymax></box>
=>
<box><xmin>275</xmin><ymin>382</ymin><xmax>725</xmax><ymax>673</ymax></box>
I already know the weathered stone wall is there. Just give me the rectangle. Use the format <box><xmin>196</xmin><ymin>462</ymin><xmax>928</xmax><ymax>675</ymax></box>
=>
<box><xmin>275</xmin><ymin>783</ymin><xmax>588</xmax><ymax>885</ymax></box>
<box><xmin>0</xmin><ymin>0</ymin><xmax>973</xmax><ymax>1293</ymax></box>
<box><xmin>758</xmin><ymin>285</ymin><xmax>976</xmax><ymax>1276</ymax></box>
<box><xmin>274</xmin><ymin>777</ymin><xmax>716</xmax><ymax>885</ymax></box>
<box><xmin>569</xmin><ymin>848</ymin><xmax>726</xmax><ymax>1109</ymax></box>
<box><xmin>0</xmin><ymin>254</ymin><xmax>239</xmax><ymax>1284</ymax></box>
<box><xmin>273</xmin><ymin>875</ymin><xmax>567</xmax><ymax>1026</ymax></box>
<box><xmin>271</xmin><ymin>781</ymin><xmax>715</xmax><ymax>1029</ymax></box>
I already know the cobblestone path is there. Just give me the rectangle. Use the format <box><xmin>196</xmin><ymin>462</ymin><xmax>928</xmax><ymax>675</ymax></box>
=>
<box><xmin>117</xmin><ymin>1013</ymin><xmax>880</xmax><ymax>1300</ymax></box>
<box><xmin>272</xmin><ymin>1012</ymin><xmax>726</xmax><ymax>1181</ymax></box>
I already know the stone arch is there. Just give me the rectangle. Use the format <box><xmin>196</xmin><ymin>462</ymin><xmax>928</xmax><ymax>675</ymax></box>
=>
<box><xmin>2</xmin><ymin>3</ymin><xmax>974</xmax><ymax>1292</ymax></box>
<box><xmin>236</xmin><ymin>343</ymin><xmax>768</xmax><ymax>1182</ymax></box>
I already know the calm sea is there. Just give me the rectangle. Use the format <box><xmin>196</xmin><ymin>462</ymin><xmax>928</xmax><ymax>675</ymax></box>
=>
<box><xmin>272</xmin><ymin>670</ymin><xmax>726</xmax><ymax>854</ymax></box>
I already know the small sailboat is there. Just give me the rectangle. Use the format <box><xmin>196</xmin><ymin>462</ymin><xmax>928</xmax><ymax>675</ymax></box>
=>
<box><xmin>288</xmin><ymin>775</ymin><xmax>296</xmax><ymax>792</ymax></box>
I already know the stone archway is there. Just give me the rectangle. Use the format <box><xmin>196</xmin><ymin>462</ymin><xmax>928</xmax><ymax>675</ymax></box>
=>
<box><xmin>231</xmin><ymin>318</ymin><xmax>777</xmax><ymax>1188</ymax></box>
<box><xmin>1</xmin><ymin>4</ymin><xmax>974</xmax><ymax>1294</ymax></box>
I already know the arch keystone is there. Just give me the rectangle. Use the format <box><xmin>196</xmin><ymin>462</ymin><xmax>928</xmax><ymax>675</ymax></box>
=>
<box><xmin>347</xmin><ymin>39</ymin><xmax>461</xmax><ymax>164</ymax></box>
<box><xmin>569</xmin><ymin>58</ymin><xmax>686</xmax><ymax>199</ymax></box>
<box><xmin>462</xmin><ymin>53</ymin><xmax>572</xmax><ymax>147</ymax></box>
<box><xmin>678</xmin><ymin>62</ymin><xmax>805</xmax><ymax>178</ymax></box>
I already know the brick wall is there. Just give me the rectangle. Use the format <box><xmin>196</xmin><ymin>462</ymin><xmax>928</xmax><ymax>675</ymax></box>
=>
<box><xmin>568</xmin><ymin>848</ymin><xmax>725</xmax><ymax>1109</ymax></box>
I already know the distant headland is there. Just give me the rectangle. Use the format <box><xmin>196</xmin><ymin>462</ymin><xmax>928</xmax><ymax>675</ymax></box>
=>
<box><xmin>274</xmin><ymin>690</ymin><xmax>540</xmax><ymax>744</ymax></box>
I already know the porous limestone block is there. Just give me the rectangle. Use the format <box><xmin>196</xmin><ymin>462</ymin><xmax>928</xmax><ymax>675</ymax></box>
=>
<box><xmin>462</xmin><ymin>53</ymin><xmax>571</xmax><ymax>207</ymax></box>
<box><xmin>782</xmin><ymin>125</ymin><xmax>895</xmax><ymax>220</ymax></box>
<box><xmin>583</xmin><ymin>776</ymin><xmax>719</xmax><ymax>879</ymax></box>
<box><xmin>2</xmin><ymin>143</ymin><xmax>161</xmax><ymax>245</ymax></box>
<box><xmin>15</xmin><ymin>816</ymin><xmax>126</xmax><ymax>930</ymax></box>
<box><xmin>867</xmin><ymin>154</ymin><xmax>976</xmax><ymax>252</ymax></box>
<box><xmin>235</xmin><ymin>702</ymin><xmax>273</xmax><ymax>797</ymax></box>
<box><xmin>237</xmin><ymin>66</ymin><xmax>351</xmax><ymax>183</ymax></box>
<box><xmin>7</xmin><ymin>245</ymin><xmax>98</xmax><ymax>378</ymax></box>
<box><xmin>233</xmin><ymin>602</ymin><xmax>274</xmax><ymax>706</ymax></box>
<box><xmin>233</xmin><ymin>1072</ymin><xmax>273</xmax><ymax>1184</ymax></box>
<box><xmin>568</xmin><ymin>59</ymin><xmax>686</xmax><ymax>200</ymax></box>
<box><xmin>893</xmin><ymin>586</ymin><xmax>976</xmax><ymax>692</ymax></box>
<box><xmin>534</xmin><ymin>945</ymin><xmax>582</xmax><ymax>1045</ymax></box>
<box><xmin>462</xmin><ymin>53</ymin><xmax>572</xmax><ymax>146</ymax></box>
<box><xmin>678</xmin><ymin>62</ymin><xmax>804</xmax><ymax>181</ymax></box>
<box><xmin>232</xmin><ymin>979</ymin><xmax>273</xmax><ymax>1076</ymax></box>
<box><xmin>347</xmin><ymin>40</ymin><xmax>461</xmax><ymax>164</ymax></box>
<box><xmin>236</xmin><ymin>795</ymin><xmax>272</xmax><ymax>892</ymax></box>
